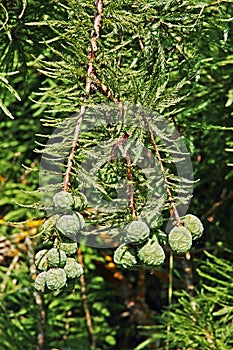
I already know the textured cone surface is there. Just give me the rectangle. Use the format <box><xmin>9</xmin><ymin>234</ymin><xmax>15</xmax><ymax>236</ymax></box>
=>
<box><xmin>56</xmin><ymin>213</ymin><xmax>85</xmax><ymax>240</ymax></box>
<box><xmin>35</xmin><ymin>249</ymin><xmax>48</xmax><ymax>271</ymax></box>
<box><xmin>113</xmin><ymin>244</ymin><xmax>138</xmax><ymax>269</ymax></box>
<box><xmin>35</xmin><ymin>272</ymin><xmax>47</xmax><ymax>293</ymax></box>
<box><xmin>168</xmin><ymin>226</ymin><xmax>192</xmax><ymax>254</ymax></box>
<box><xmin>59</xmin><ymin>242</ymin><xmax>77</xmax><ymax>256</ymax></box>
<box><xmin>64</xmin><ymin>258</ymin><xmax>83</xmax><ymax>279</ymax></box>
<box><xmin>47</xmin><ymin>248</ymin><xmax>67</xmax><ymax>268</ymax></box>
<box><xmin>182</xmin><ymin>214</ymin><xmax>204</xmax><ymax>240</ymax></box>
<box><xmin>126</xmin><ymin>220</ymin><xmax>150</xmax><ymax>243</ymax></box>
<box><xmin>138</xmin><ymin>239</ymin><xmax>165</xmax><ymax>266</ymax></box>
<box><xmin>46</xmin><ymin>268</ymin><xmax>67</xmax><ymax>290</ymax></box>
<box><xmin>53</xmin><ymin>191</ymin><xmax>74</xmax><ymax>209</ymax></box>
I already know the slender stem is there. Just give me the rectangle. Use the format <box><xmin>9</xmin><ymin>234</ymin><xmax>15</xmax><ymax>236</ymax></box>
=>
<box><xmin>145</xmin><ymin>119</ymin><xmax>181</xmax><ymax>224</ymax></box>
<box><xmin>136</xmin><ymin>269</ymin><xmax>146</xmax><ymax>299</ymax></box>
<box><xmin>145</xmin><ymin>117</ymin><xmax>181</xmax><ymax>350</ymax></box>
<box><xmin>94</xmin><ymin>75</ymin><xmax>120</xmax><ymax>104</ymax></box>
<box><xmin>64</xmin><ymin>2</ymin><xmax>104</xmax><ymax>346</ymax></box>
<box><xmin>138</xmin><ymin>38</ymin><xmax>144</xmax><ymax>51</ymax></box>
<box><xmin>63</xmin><ymin>0</ymin><xmax>104</xmax><ymax>191</ymax></box>
<box><xmin>166</xmin><ymin>251</ymin><xmax>173</xmax><ymax>350</ymax></box>
<box><xmin>63</xmin><ymin>107</ymin><xmax>85</xmax><ymax>191</ymax></box>
<box><xmin>126</xmin><ymin>149</ymin><xmax>137</xmax><ymax>218</ymax></box>
<box><xmin>78</xmin><ymin>249</ymin><xmax>96</xmax><ymax>350</ymax></box>
<box><xmin>182</xmin><ymin>252</ymin><xmax>194</xmax><ymax>295</ymax></box>
<box><xmin>109</xmin><ymin>131</ymin><xmax>136</xmax><ymax>217</ymax></box>
<box><xmin>168</xmin><ymin>251</ymin><xmax>173</xmax><ymax>306</ymax></box>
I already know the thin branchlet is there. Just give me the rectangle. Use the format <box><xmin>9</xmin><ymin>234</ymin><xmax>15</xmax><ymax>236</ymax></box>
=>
<box><xmin>63</xmin><ymin>0</ymin><xmax>104</xmax><ymax>191</ymax></box>
<box><xmin>144</xmin><ymin>118</ymin><xmax>181</xmax><ymax>224</ymax></box>
<box><xmin>63</xmin><ymin>2</ymin><xmax>104</xmax><ymax>349</ymax></box>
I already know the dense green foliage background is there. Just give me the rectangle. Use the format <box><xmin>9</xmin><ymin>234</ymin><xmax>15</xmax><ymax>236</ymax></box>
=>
<box><xmin>0</xmin><ymin>1</ymin><xmax>233</xmax><ymax>349</ymax></box>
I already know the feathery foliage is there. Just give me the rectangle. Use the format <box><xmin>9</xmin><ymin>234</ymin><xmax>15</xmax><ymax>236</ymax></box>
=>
<box><xmin>136</xmin><ymin>248</ymin><xmax>233</xmax><ymax>350</ymax></box>
<box><xmin>0</xmin><ymin>0</ymin><xmax>233</xmax><ymax>349</ymax></box>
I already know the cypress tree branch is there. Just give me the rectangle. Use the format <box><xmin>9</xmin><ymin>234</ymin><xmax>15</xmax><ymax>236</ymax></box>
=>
<box><xmin>63</xmin><ymin>0</ymin><xmax>104</xmax><ymax>191</ymax></box>
<box><xmin>63</xmin><ymin>2</ymin><xmax>104</xmax><ymax>347</ymax></box>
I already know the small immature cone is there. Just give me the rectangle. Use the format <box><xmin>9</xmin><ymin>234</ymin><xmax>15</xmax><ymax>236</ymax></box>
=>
<box><xmin>113</xmin><ymin>244</ymin><xmax>138</xmax><ymax>269</ymax></box>
<box><xmin>138</xmin><ymin>239</ymin><xmax>165</xmax><ymax>266</ymax></box>
<box><xmin>47</xmin><ymin>248</ymin><xmax>67</xmax><ymax>268</ymax></box>
<box><xmin>46</xmin><ymin>268</ymin><xmax>67</xmax><ymax>290</ymax></box>
<box><xmin>168</xmin><ymin>226</ymin><xmax>192</xmax><ymax>254</ymax></box>
<box><xmin>125</xmin><ymin>220</ymin><xmax>150</xmax><ymax>244</ymax></box>
<box><xmin>53</xmin><ymin>191</ymin><xmax>74</xmax><ymax>209</ymax></box>
<box><xmin>56</xmin><ymin>213</ymin><xmax>85</xmax><ymax>240</ymax></box>
<box><xmin>182</xmin><ymin>214</ymin><xmax>204</xmax><ymax>240</ymax></box>
<box><xmin>64</xmin><ymin>258</ymin><xmax>84</xmax><ymax>279</ymax></box>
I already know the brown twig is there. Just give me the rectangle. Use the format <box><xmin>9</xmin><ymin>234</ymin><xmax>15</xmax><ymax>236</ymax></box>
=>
<box><xmin>78</xmin><ymin>249</ymin><xmax>96</xmax><ymax>350</ymax></box>
<box><xmin>181</xmin><ymin>252</ymin><xmax>194</xmax><ymax>295</ymax></box>
<box><xmin>109</xmin><ymin>131</ymin><xmax>136</xmax><ymax>217</ymax></box>
<box><xmin>126</xmin><ymin>149</ymin><xmax>137</xmax><ymax>218</ymax></box>
<box><xmin>136</xmin><ymin>268</ymin><xmax>146</xmax><ymax>300</ymax></box>
<box><xmin>63</xmin><ymin>106</ymin><xmax>85</xmax><ymax>191</ymax></box>
<box><xmin>138</xmin><ymin>38</ymin><xmax>144</xmax><ymax>51</ymax></box>
<box><xmin>63</xmin><ymin>2</ymin><xmax>104</xmax><ymax>347</ymax></box>
<box><xmin>63</xmin><ymin>0</ymin><xmax>104</xmax><ymax>191</ymax></box>
<box><xmin>145</xmin><ymin>119</ymin><xmax>181</xmax><ymax>224</ymax></box>
<box><xmin>94</xmin><ymin>75</ymin><xmax>120</xmax><ymax>104</ymax></box>
<box><xmin>166</xmin><ymin>251</ymin><xmax>173</xmax><ymax>350</ymax></box>
<box><xmin>110</xmin><ymin>131</ymin><xmax>129</xmax><ymax>159</ymax></box>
